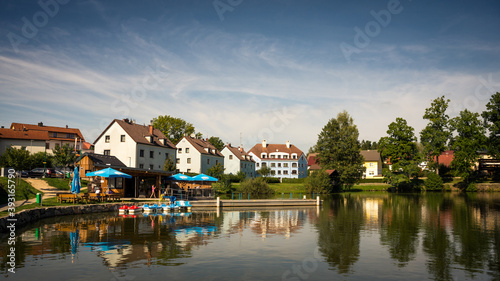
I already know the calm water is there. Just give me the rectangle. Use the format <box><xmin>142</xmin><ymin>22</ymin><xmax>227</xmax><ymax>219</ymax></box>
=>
<box><xmin>1</xmin><ymin>192</ymin><xmax>500</xmax><ymax>281</ymax></box>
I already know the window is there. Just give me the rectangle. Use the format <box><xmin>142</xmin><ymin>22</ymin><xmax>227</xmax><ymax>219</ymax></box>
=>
<box><xmin>45</xmin><ymin>143</ymin><xmax>50</xmax><ymax>149</ymax></box>
<box><xmin>187</xmin><ymin>169</ymin><xmax>191</xmax><ymax>173</ymax></box>
<box><xmin>283</xmin><ymin>170</ymin><xmax>289</xmax><ymax>175</ymax></box>
<box><xmin>292</xmin><ymin>154</ymin><xmax>297</xmax><ymax>159</ymax></box>
<box><xmin>176</xmin><ymin>158</ymin><xmax>180</xmax><ymax>164</ymax></box>
<box><xmin>283</xmin><ymin>163</ymin><xmax>289</xmax><ymax>168</ymax></box>
<box><xmin>278</xmin><ymin>155</ymin><xmax>282</xmax><ymax>159</ymax></box>
<box><xmin>67</xmin><ymin>133</ymin><xmax>75</xmax><ymax>139</ymax></box>
<box><xmin>278</xmin><ymin>163</ymin><xmax>282</xmax><ymax>167</ymax></box>
<box><xmin>229</xmin><ymin>155</ymin><xmax>233</xmax><ymax>160</ymax></box>
<box><xmin>284</xmin><ymin>155</ymin><xmax>289</xmax><ymax>159</ymax></box>
<box><xmin>369</xmin><ymin>162</ymin><xmax>374</xmax><ymax>167</ymax></box>
<box><xmin>105</xmin><ymin>135</ymin><xmax>110</xmax><ymax>143</ymax></box>
<box><xmin>121</xmin><ymin>135</ymin><xmax>126</xmax><ymax>142</ymax></box>
<box><xmin>256</xmin><ymin>163</ymin><xmax>260</xmax><ymax>168</ymax></box>
<box><xmin>150</xmin><ymin>151</ymin><xmax>154</xmax><ymax>158</ymax></box>
<box><xmin>271</xmin><ymin>170</ymin><xmax>276</xmax><ymax>175</ymax></box>
<box><xmin>185</xmin><ymin>148</ymin><xmax>189</xmax><ymax>153</ymax></box>
<box><xmin>292</xmin><ymin>170</ymin><xmax>297</xmax><ymax>175</ymax></box>
<box><xmin>216</xmin><ymin>160</ymin><xmax>218</xmax><ymax>165</ymax></box>
<box><xmin>104</xmin><ymin>150</ymin><xmax>110</xmax><ymax>156</ymax></box>
<box><xmin>262</xmin><ymin>162</ymin><xmax>267</xmax><ymax>167</ymax></box>
<box><xmin>178</xmin><ymin>148</ymin><xmax>182</xmax><ymax>153</ymax></box>
<box><xmin>270</xmin><ymin>155</ymin><xmax>275</xmax><ymax>159</ymax></box>
<box><xmin>277</xmin><ymin>170</ymin><xmax>282</xmax><ymax>175</ymax></box>
<box><xmin>292</xmin><ymin>163</ymin><xmax>297</xmax><ymax>168</ymax></box>
<box><xmin>369</xmin><ymin>171</ymin><xmax>375</xmax><ymax>176</ymax></box>
<box><xmin>165</xmin><ymin>153</ymin><xmax>169</xmax><ymax>159</ymax></box>
<box><xmin>261</xmin><ymin>153</ymin><xmax>267</xmax><ymax>158</ymax></box>
<box><xmin>150</xmin><ymin>165</ymin><xmax>154</xmax><ymax>170</ymax></box>
<box><xmin>207</xmin><ymin>159</ymin><xmax>210</xmax><ymax>164</ymax></box>
<box><xmin>140</xmin><ymin>150</ymin><xmax>144</xmax><ymax>157</ymax></box>
<box><xmin>139</xmin><ymin>164</ymin><xmax>144</xmax><ymax>169</ymax></box>
<box><xmin>271</xmin><ymin>163</ymin><xmax>276</xmax><ymax>167</ymax></box>
<box><xmin>187</xmin><ymin>158</ymin><xmax>191</xmax><ymax>164</ymax></box>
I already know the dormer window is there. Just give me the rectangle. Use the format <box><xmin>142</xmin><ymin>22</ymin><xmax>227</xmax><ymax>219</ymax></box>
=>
<box><xmin>261</xmin><ymin>153</ymin><xmax>267</xmax><ymax>159</ymax></box>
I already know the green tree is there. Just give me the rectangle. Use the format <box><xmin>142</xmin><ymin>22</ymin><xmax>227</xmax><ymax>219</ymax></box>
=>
<box><xmin>208</xmin><ymin>136</ymin><xmax>225</xmax><ymax>151</ymax></box>
<box><xmin>378</xmin><ymin>118</ymin><xmax>421</xmax><ymax>190</ymax></box>
<box><xmin>52</xmin><ymin>144</ymin><xmax>76</xmax><ymax>168</ymax></box>
<box><xmin>360</xmin><ymin>140</ymin><xmax>378</xmax><ymax>150</ymax></box>
<box><xmin>257</xmin><ymin>165</ymin><xmax>272</xmax><ymax>178</ymax></box>
<box><xmin>206</xmin><ymin>163</ymin><xmax>225</xmax><ymax>179</ymax></box>
<box><xmin>449</xmin><ymin>109</ymin><xmax>486</xmax><ymax>182</ymax></box>
<box><xmin>420</xmin><ymin>96</ymin><xmax>452</xmax><ymax>174</ymax></box>
<box><xmin>29</xmin><ymin>151</ymin><xmax>52</xmax><ymax>169</ymax></box>
<box><xmin>212</xmin><ymin>174</ymin><xmax>235</xmax><ymax>194</ymax></box>
<box><xmin>152</xmin><ymin>115</ymin><xmax>195</xmax><ymax>144</ymax></box>
<box><xmin>2</xmin><ymin>147</ymin><xmax>30</xmax><ymax>170</ymax></box>
<box><xmin>316</xmin><ymin>111</ymin><xmax>365</xmax><ymax>190</ymax></box>
<box><xmin>163</xmin><ymin>157</ymin><xmax>176</xmax><ymax>172</ymax></box>
<box><xmin>305</xmin><ymin>170</ymin><xmax>334</xmax><ymax>193</ymax></box>
<box><xmin>424</xmin><ymin>172</ymin><xmax>444</xmax><ymax>191</ymax></box>
<box><xmin>481</xmin><ymin>92</ymin><xmax>500</xmax><ymax>158</ymax></box>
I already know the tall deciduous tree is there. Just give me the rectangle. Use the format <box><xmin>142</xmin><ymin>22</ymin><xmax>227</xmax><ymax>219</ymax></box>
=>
<box><xmin>450</xmin><ymin>109</ymin><xmax>486</xmax><ymax>181</ymax></box>
<box><xmin>420</xmin><ymin>96</ymin><xmax>452</xmax><ymax>174</ymax></box>
<box><xmin>482</xmin><ymin>92</ymin><xmax>500</xmax><ymax>158</ymax></box>
<box><xmin>316</xmin><ymin>111</ymin><xmax>365</xmax><ymax>190</ymax></box>
<box><xmin>163</xmin><ymin>157</ymin><xmax>176</xmax><ymax>172</ymax></box>
<box><xmin>52</xmin><ymin>144</ymin><xmax>76</xmax><ymax>168</ymax></box>
<box><xmin>378</xmin><ymin>118</ymin><xmax>420</xmax><ymax>189</ymax></box>
<box><xmin>152</xmin><ymin>115</ymin><xmax>195</xmax><ymax>144</ymax></box>
<box><xmin>208</xmin><ymin>136</ymin><xmax>225</xmax><ymax>151</ymax></box>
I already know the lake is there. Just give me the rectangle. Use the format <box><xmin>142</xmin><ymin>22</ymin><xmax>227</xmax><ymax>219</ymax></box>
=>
<box><xmin>1</xmin><ymin>192</ymin><xmax>499</xmax><ymax>280</ymax></box>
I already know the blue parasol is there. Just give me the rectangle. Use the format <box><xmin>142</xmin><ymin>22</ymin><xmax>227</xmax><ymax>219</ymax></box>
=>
<box><xmin>71</xmin><ymin>166</ymin><xmax>81</xmax><ymax>194</ymax></box>
<box><xmin>86</xmin><ymin>167</ymin><xmax>132</xmax><ymax>178</ymax></box>
<box><xmin>192</xmin><ymin>173</ymin><xmax>218</xmax><ymax>182</ymax></box>
<box><xmin>167</xmin><ymin>173</ymin><xmax>194</xmax><ymax>181</ymax></box>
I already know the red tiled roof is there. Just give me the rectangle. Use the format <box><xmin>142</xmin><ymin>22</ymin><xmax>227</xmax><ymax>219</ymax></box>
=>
<box><xmin>94</xmin><ymin>119</ymin><xmax>176</xmax><ymax>149</ymax></box>
<box><xmin>180</xmin><ymin>136</ymin><xmax>224</xmax><ymax>157</ymax></box>
<box><xmin>10</xmin><ymin>122</ymin><xmax>85</xmax><ymax>141</ymax></box>
<box><xmin>436</xmin><ymin>150</ymin><xmax>454</xmax><ymax>167</ymax></box>
<box><xmin>248</xmin><ymin>142</ymin><xmax>304</xmax><ymax>160</ymax></box>
<box><xmin>0</xmin><ymin>128</ymin><xmax>49</xmax><ymax>141</ymax></box>
<box><xmin>224</xmin><ymin>144</ymin><xmax>255</xmax><ymax>162</ymax></box>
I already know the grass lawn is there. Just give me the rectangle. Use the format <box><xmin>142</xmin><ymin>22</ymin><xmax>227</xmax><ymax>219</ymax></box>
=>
<box><xmin>42</xmin><ymin>178</ymin><xmax>89</xmax><ymax>190</ymax></box>
<box><xmin>0</xmin><ymin>177</ymin><xmax>39</xmax><ymax>204</ymax></box>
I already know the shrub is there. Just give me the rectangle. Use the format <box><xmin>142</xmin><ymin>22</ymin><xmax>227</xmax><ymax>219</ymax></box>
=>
<box><xmin>282</xmin><ymin>178</ymin><xmax>306</xmax><ymax>184</ymax></box>
<box><xmin>212</xmin><ymin>175</ymin><xmax>235</xmax><ymax>194</ymax></box>
<box><xmin>424</xmin><ymin>173</ymin><xmax>444</xmax><ymax>191</ymax></box>
<box><xmin>305</xmin><ymin>170</ymin><xmax>333</xmax><ymax>194</ymax></box>
<box><xmin>265</xmin><ymin>177</ymin><xmax>281</xmax><ymax>184</ymax></box>
<box><xmin>239</xmin><ymin>177</ymin><xmax>274</xmax><ymax>194</ymax></box>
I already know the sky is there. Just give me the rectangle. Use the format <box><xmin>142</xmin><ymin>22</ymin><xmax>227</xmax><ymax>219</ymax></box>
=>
<box><xmin>0</xmin><ymin>0</ymin><xmax>499</xmax><ymax>153</ymax></box>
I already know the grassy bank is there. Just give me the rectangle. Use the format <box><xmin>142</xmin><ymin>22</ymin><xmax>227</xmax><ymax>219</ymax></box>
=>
<box><xmin>42</xmin><ymin>178</ymin><xmax>89</xmax><ymax>191</ymax></box>
<box><xmin>0</xmin><ymin>177</ymin><xmax>39</xmax><ymax>204</ymax></box>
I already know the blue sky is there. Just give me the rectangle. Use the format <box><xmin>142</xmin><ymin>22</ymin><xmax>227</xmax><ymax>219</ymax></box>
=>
<box><xmin>1</xmin><ymin>0</ymin><xmax>499</xmax><ymax>152</ymax></box>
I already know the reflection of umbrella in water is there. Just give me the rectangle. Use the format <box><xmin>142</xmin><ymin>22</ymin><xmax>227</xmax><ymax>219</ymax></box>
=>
<box><xmin>71</xmin><ymin>166</ymin><xmax>81</xmax><ymax>194</ymax></box>
<box><xmin>70</xmin><ymin>229</ymin><xmax>79</xmax><ymax>255</ymax></box>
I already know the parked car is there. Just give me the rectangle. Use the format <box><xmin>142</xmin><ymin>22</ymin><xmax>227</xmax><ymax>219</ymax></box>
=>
<box><xmin>16</xmin><ymin>170</ymin><xmax>29</xmax><ymax>178</ymax></box>
<box><xmin>28</xmin><ymin>168</ymin><xmax>57</xmax><ymax>178</ymax></box>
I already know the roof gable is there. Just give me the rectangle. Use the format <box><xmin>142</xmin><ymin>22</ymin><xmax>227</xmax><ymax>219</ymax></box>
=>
<box><xmin>10</xmin><ymin>122</ymin><xmax>85</xmax><ymax>141</ymax></box>
<box><xmin>180</xmin><ymin>136</ymin><xmax>224</xmax><ymax>157</ymax></box>
<box><xmin>94</xmin><ymin>119</ymin><xmax>176</xmax><ymax>149</ymax></box>
<box><xmin>248</xmin><ymin>142</ymin><xmax>304</xmax><ymax>159</ymax></box>
<box><xmin>224</xmin><ymin>144</ymin><xmax>255</xmax><ymax>162</ymax></box>
<box><xmin>360</xmin><ymin>150</ymin><xmax>381</xmax><ymax>162</ymax></box>
<box><xmin>0</xmin><ymin>128</ymin><xmax>49</xmax><ymax>141</ymax></box>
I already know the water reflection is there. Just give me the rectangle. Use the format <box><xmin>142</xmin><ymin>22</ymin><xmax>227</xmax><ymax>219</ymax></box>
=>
<box><xmin>1</xmin><ymin>193</ymin><xmax>500</xmax><ymax>280</ymax></box>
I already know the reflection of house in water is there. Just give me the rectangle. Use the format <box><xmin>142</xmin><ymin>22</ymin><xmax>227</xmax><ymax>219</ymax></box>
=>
<box><xmin>222</xmin><ymin>209</ymin><xmax>311</xmax><ymax>239</ymax></box>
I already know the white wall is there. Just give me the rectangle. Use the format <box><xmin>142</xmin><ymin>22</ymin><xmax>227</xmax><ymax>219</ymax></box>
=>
<box><xmin>0</xmin><ymin>139</ymin><xmax>46</xmax><ymax>154</ymax></box>
<box><xmin>94</xmin><ymin>122</ymin><xmax>138</xmax><ymax>168</ymax></box>
<box><xmin>176</xmin><ymin>138</ymin><xmax>201</xmax><ymax>173</ymax></box>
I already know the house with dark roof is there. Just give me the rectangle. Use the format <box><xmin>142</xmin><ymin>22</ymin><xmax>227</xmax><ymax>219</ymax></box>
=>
<box><xmin>248</xmin><ymin>140</ymin><xmax>308</xmax><ymax>179</ymax></box>
<box><xmin>94</xmin><ymin>119</ymin><xmax>177</xmax><ymax>171</ymax></box>
<box><xmin>175</xmin><ymin>135</ymin><xmax>225</xmax><ymax>174</ymax></box>
<box><xmin>360</xmin><ymin>150</ymin><xmax>383</xmax><ymax>178</ymax></box>
<box><xmin>5</xmin><ymin>122</ymin><xmax>85</xmax><ymax>154</ymax></box>
<box><xmin>221</xmin><ymin>144</ymin><xmax>256</xmax><ymax>178</ymax></box>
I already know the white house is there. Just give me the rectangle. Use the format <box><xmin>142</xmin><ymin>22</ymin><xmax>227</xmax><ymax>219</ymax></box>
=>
<box><xmin>248</xmin><ymin>140</ymin><xmax>308</xmax><ymax>179</ymax></box>
<box><xmin>221</xmin><ymin>144</ymin><xmax>256</xmax><ymax>178</ymax></box>
<box><xmin>94</xmin><ymin>119</ymin><xmax>177</xmax><ymax>170</ymax></box>
<box><xmin>176</xmin><ymin>136</ymin><xmax>224</xmax><ymax>174</ymax></box>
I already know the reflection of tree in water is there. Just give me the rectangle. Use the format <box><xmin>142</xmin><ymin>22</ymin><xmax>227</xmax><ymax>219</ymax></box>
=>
<box><xmin>451</xmin><ymin>194</ymin><xmax>491</xmax><ymax>279</ymax></box>
<box><xmin>422</xmin><ymin>193</ymin><xmax>454</xmax><ymax>281</ymax></box>
<box><xmin>379</xmin><ymin>194</ymin><xmax>422</xmax><ymax>267</ymax></box>
<box><xmin>315</xmin><ymin>194</ymin><xmax>363</xmax><ymax>274</ymax></box>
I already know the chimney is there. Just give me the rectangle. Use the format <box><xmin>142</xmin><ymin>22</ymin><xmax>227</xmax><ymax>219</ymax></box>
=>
<box><xmin>262</xmin><ymin>139</ymin><xmax>267</xmax><ymax>148</ymax></box>
<box><xmin>149</xmin><ymin>125</ymin><xmax>153</xmax><ymax>135</ymax></box>
<box><xmin>38</xmin><ymin>122</ymin><xmax>43</xmax><ymax>127</ymax></box>
<box><xmin>286</xmin><ymin>140</ymin><xmax>291</xmax><ymax>148</ymax></box>
<box><xmin>66</xmin><ymin>125</ymin><xmax>68</xmax><ymax>129</ymax></box>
